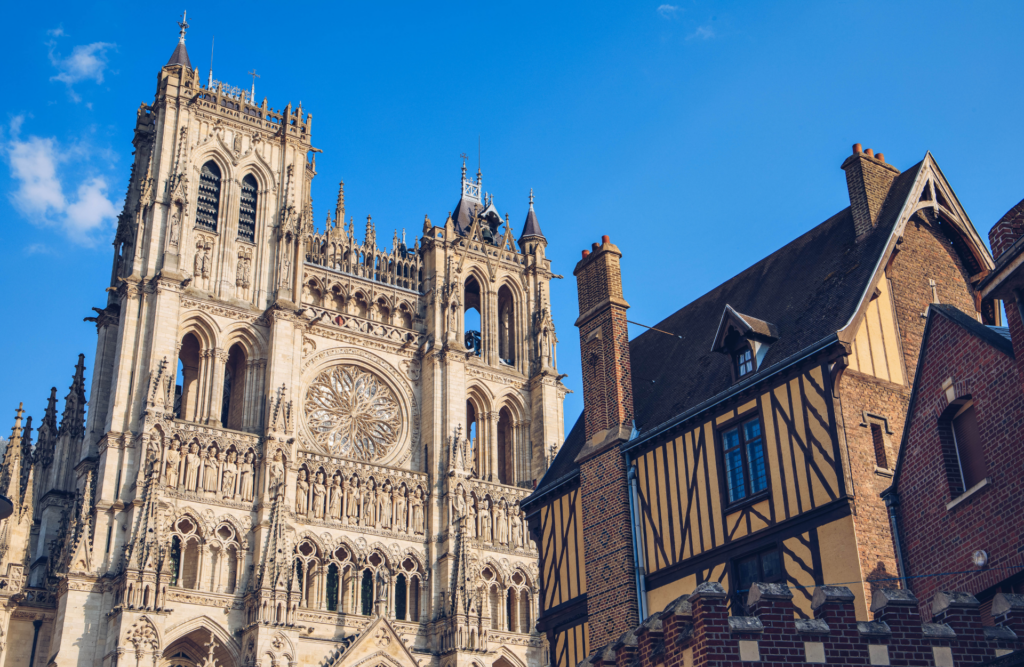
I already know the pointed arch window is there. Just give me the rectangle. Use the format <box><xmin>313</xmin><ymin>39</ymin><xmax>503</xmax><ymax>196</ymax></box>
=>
<box><xmin>238</xmin><ymin>174</ymin><xmax>258</xmax><ymax>243</ymax></box>
<box><xmin>196</xmin><ymin>161</ymin><xmax>221</xmax><ymax>232</ymax></box>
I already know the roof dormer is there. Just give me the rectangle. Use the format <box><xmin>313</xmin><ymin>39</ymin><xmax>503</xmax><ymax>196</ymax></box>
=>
<box><xmin>712</xmin><ymin>305</ymin><xmax>779</xmax><ymax>381</ymax></box>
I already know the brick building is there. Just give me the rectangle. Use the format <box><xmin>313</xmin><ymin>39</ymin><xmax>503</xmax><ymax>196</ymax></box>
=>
<box><xmin>883</xmin><ymin>198</ymin><xmax>1024</xmax><ymax>625</ymax></box>
<box><xmin>522</xmin><ymin>144</ymin><xmax>1000</xmax><ymax>667</ymax></box>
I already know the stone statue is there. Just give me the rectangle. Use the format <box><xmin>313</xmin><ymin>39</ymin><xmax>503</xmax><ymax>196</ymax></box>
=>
<box><xmin>467</xmin><ymin>499</ymin><xmax>477</xmax><ymax>539</ymax></box>
<box><xmin>312</xmin><ymin>472</ymin><xmax>327</xmax><ymax>519</ymax></box>
<box><xmin>394</xmin><ymin>485</ymin><xmax>407</xmax><ymax>533</ymax></box>
<box><xmin>346</xmin><ymin>475</ymin><xmax>360</xmax><ymax>524</ymax></box>
<box><xmin>362</xmin><ymin>479</ymin><xmax>375</xmax><ymax>527</ymax></box>
<box><xmin>165</xmin><ymin>443</ymin><xmax>180</xmax><ymax>488</ymax></box>
<box><xmin>511</xmin><ymin>507</ymin><xmax>522</xmax><ymax>549</ymax></box>
<box><xmin>269</xmin><ymin>450</ymin><xmax>285</xmax><ymax>491</ymax></box>
<box><xmin>203</xmin><ymin>448</ymin><xmax>219</xmax><ymax>494</ymax></box>
<box><xmin>184</xmin><ymin>443</ymin><xmax>201</xmax><ymax>491</ymax></box>
<box><xmin>239</xmin><ymin>451</ymin><xmax>254</xmax><ymax>501</ymax></box>
<box><xmin>296</xmin><ymin>470</ymin><xmax>310</xmax><ymax>515</ymax></box>
<box><xmin>222</xmin><ymin>451</ymin><xmax>238</xmax><ymax>499</ymax></box>
<box><xmin>453</xmin><ymin>484</ymin><xmax>466</xmax><ymax>519</ymax></box>
<box><xmin>169</xmin><ymin>211</ymin><xmax>181</xmax><ymax>246</ymax></box>
<box><xmin>411</xmin><ymin>488</ymin><xmax>424</xmax><ymax>535</ymax></box>
<box><xmin>329</xmin><ymin>474</ymin><xmax>343</xmax><ymax>519</ymax></box>
<box><xmin>496</xmin><ymin>501</ymin><xmax>508</xmax><ymax>545</ymax></box>
<box><xmin>380</xmin><ymin>481</ymin><xmax>393</xmax><ymax>529</ymax></box>
<box><xmin>480</xmin><ymin>498</ymin><xmax>492</xmax><ymax>542</ymax></box>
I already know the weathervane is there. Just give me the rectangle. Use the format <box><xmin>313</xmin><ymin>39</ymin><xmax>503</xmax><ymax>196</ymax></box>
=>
<box><xmin>177</xmin><ymin>10</ymin><xmax>190</xmax><ymax>43</ymax></box>
<box><xmin>248</xmin><ymin>69</ymin><xmax>260</xmax><ymax>102</ymax></box>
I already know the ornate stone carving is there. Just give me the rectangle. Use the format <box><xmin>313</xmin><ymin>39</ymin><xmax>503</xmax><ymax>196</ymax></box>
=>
<box><xmin>304</xmin><ymin>365</ymin><xmax>401</xmax><ymax>461</ymax></box>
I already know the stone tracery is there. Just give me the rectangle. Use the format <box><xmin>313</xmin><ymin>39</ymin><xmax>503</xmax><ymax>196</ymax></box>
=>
<box><xmin>304</xmin><ymin>365</ymin><xmax>402</xmax><ymax>461</ymax></box>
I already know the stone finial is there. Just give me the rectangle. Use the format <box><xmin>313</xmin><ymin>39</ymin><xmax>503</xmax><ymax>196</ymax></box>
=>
<box><xmin>659</xmin><ymin>594</ymin><xmax>693</xmax><ymax>618</ymax></box>
<box><xmin>932</xmin><ymin>591</ymin><xmax>980</xmax><ymax>616</ymax></box>
<box><xmin>689</xmin><ymin>581</ymin><xmax>728</xmax><ymax>601</ymax></box>
<box><xmin>811</xmin><ymin>585</ymin><xmax>856</xmax><ymax>610</ymax></box>
<box><xmin>870</xmin><ymin>587</ymin><xmax>918</xmax><ymax>613</ymax></box>
<box><xmin>992</xmin><ymin>593</ymin><xmax>1024</xmax><ymax>617</ymax></box>
<box><xmin>747</xmin><ymin>581</ymin><xmax>794</xmax><ymax>605</ymax></box>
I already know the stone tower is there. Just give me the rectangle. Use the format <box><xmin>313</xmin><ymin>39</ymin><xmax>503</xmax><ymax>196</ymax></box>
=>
<box><xmin>0</xmin><ymin>16</ymin><xmax>567</xmax><ymax>667</ymax></box>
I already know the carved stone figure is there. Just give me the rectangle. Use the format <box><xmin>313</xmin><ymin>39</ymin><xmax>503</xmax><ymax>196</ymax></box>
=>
<box><xmin>184</xmin><ymin>443</ymin><xmax>201</xmax><ymax>491</ymax></box>
<box><xmin>379</xmin><ymin>481</ymin><xmax>392</xmax><ymax>529</ymax></box>
<box><xmin>312</xmin><ymin>472</ymin><xmax>326</xmax><ymax>519</ymax></box>
<box><xmin>169</xmin><ymin>211</ymin><xmax>181</xmax><ymax>246</ymax></box>
<box><xmin>467</xmin><ymin>499</ymin><xmax>477</xmax><ymax>539</ymax></box>
<box><xmin>362</xmin><ymin>479</ymin><xmax>376</xmax><ymax>527</ymax></box>
<box><xmin>240</xmin><ymin>451</ymin><xmax>255</xmax><ymax>501</ymax></box>
<box><xmin>222</xmin><ymin>451</ymin><xmax>237</xmax><ymax>499</ymax></box>
<box><xmin>394</xmin><ymin>485</ymin><xmax>407</xmax><ymax>532</ymax></box>
<box><xmin>165</xmin><ymin>443</ymin><xmax>181</xmax><ymax>488</ymax></box>
<box><xmin>203</xmin><ymin>448</ymin><xmax>219</xmax><ymax>494</ymax></box>
<box><xmin>511</xmin><ymin>507</ymin><xmax>522</xmax><ymax>549</ymax></box>
<box><xmin>269</xmin><ymin>450</ymin><xmax>285</xmax><ymax>490</ymax></box>
<box><xmin>479</xmin><ymin>498</ymin><xmax>492</xmax><ymax>542</ymax></box>
<box><xmin>296</xmin><ymin>469</ymin><xmax>310</xmax><ymax>515</ymax></box>
<box><xmin>411</xmin><ymin>488</ymin><xmax>424</xmax><ymax>535</ymax></box>
<box><xmin>346</xmin><ymin>475</ymin><xmax>360</xmax><ymax>524</ymax></box>
<box><xmin>329</xmin><ymin>474</ymin><xmax>343</xmax><ymax>518</ymax></box>
<box><xmin>496</xmin><ymin>502</ymin><xmax>508</xmax><ymax>545</ymax></box>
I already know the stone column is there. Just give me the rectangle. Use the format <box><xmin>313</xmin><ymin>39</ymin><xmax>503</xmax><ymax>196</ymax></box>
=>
<box><xmin>207</xmin><ymin>348</ymin><xmax>228</xmax><ymax>426</ymax></box>
<box><xmin>487</xmin><ymin>411</ymin><xmax>499</xmax><ymax>483</ymax></box>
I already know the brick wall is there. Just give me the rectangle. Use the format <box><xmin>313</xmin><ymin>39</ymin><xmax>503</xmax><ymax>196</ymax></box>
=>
<box><xmin>893</xmin><ymin>309</ymin><xmax>1024</xmax><ymax>620</ymax></box>
<box><xmin>989</xmin><ymin>198</ymin><xmax>1024</xmax><ymax>260</ymax></box>
<box><xmin>837</xmin><ymin>210</ymin><xmax>982</xmax><ymax>601</ymax></box>
<box><xmin>573</xmin><ymin>236</ymin><xmax>640</xmax><ymax>649</ymax></box>
<box><xmin>580</xmin><ymin>581</ymin><xmax>1024</xmax><ymax>667</ymax></box>
<box><xmin>841</xmin><ymin>145</ymin><xmax>900</xmax><ymax>239</ymax></box>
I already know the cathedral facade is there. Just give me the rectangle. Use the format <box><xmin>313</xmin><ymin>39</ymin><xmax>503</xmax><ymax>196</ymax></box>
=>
<box><xmin>0</xmin><ymin>18</ymin><xmax>566</xmax><ymax>667</ymax></box>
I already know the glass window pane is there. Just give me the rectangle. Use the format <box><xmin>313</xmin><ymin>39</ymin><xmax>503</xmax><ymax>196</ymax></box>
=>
<box><xmin>737</xmin><ymin>555</ymin><xmax>759</xmax><ymax>590</ymax></box>
<box><xmin>723</xmin><ymin>427</ymin><xmax>740</xmax><ymax>451</ymax></box>
<box><xmin>760</xmin><ymin>550</ymin><xmax>782</xmax><ymax>581</ymax></box>
<box><xmin>745</xmin><ymin>420</ymin><xmax>767</xmax><ymax>494</ymax></box>
<box><xmin>726</xmin><ymin>448</ymin><xmax>746</xmax><ymax>502</ymax></box>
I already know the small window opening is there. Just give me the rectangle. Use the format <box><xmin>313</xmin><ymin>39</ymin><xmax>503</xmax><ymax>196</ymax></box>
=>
<box><xmin>721</xmin><ymin>416</ymin><xmax>767</xmax><ymax>504</ymax></box>
<box><xmin>871</xmin><ymin>423</ymin><xmax>888</xmax><ymax>469</ymax></box>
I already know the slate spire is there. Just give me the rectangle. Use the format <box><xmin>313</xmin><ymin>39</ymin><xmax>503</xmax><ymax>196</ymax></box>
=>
<box><xmin>519</xmin><ymin>188</ymin><xmax>545</xmax><ymax>246</ymax></box>
<box><xmin>165</xmin><ymin>11</ymin><xmax>193</xmax><ymax>69</ymax></box>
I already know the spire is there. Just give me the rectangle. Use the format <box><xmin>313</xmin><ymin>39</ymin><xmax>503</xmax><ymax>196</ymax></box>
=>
<box><xmin>166</xmin><ymin>11</ymin><xmax>193</xmax><ymax>69</ymax></box>
<box><xmin>252</xmin><ymin>485</ymin><xmax>291</xmax><ymax>592</ymax></box>
<box><xmin>207</xmin><ymin>36</ymin><xmax>214</xmax><ymax>88</ymax></box>
<box><xmin>0</xmin><ymin>405</ymin><xmax>25</xmax><ymax>510</ymax></box>
<box><xmin>448</xmin><ymin>514</ymin><xmax>471</xmax><ymax>617</ymax></box>
<box><xmin>58</xmin><ymin>355</ymin><xmax>87</xmax><ymax>442</ymax></box>
<box><xmin>519</xmin><ymin>188</ymin><xmax>545</xmax><ymax>244</ymax></box>
<box><xmin>364</xmin><ymin>215</ymin><xmax>376</xmax><ymax>249</ymax></box>
<box><xmin>19</xmin><ymin>417</ymin><xmax>33</xmax><ymax>506</ymax></box>
<box><xmin>37</xmin><ymin>388</ymin><xmax>57</xmax><ymax>469</ymax></box>
<box><xmin>122</xmin><ymin>464</ymin><xmax>160</xmax><ymax>574</ymax></box>
<box><xmin>335</xmin><ymin>179</ymin><xmax>345</xmax><ymax>225</ymax></box>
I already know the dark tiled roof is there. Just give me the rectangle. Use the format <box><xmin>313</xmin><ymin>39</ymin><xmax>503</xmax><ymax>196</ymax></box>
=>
<box><xmin>452</xmin><ymin>197</ymin><xmax>481</xmax><ymax>236</ymax></box>
<box><xmin>530</xmin><ymin>162</ymin><xmax>924</xmax><ymax>500</ymax></box>
<box><xmin>166</xmin><ymin>41</ymin><xmax>192</xmax><ymax>69</ymax></box>
<box><xmin>990</xmin><ymin>326</ymin><xmax>1012</xmax><ymax>343</ymax></box>
<box><xmin>520</xmin><ymin>204</ymin><xmax>544</xmax><ymax>242</ymax></box>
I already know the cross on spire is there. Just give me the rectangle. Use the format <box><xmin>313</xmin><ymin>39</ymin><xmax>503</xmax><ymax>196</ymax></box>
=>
<box><xmin>248</xmin><ymin>69</ymin><xmax>260</xmax><ymax>102</ymax></box>
<box><xmin>177</xmin><ymin>10</ymin><xmax>189</xmax><ymax>44</ymax></box>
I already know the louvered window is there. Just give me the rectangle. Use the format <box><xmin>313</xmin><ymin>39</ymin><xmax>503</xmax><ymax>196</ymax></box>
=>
<box><xmin>196</xmin><ymin>161</ymin><xmax>221</xmax><ymax>232</ymax></box>
<box><xmin>238</xmin><ymin>174</ymin><xmax>258</xmax><ymax>243</ymax></box>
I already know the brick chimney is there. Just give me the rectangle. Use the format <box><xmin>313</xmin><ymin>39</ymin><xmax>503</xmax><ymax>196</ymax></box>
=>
<box><xmin>841</xmin><ymin>143</ymin><xmax>900</xmax><ymax>239</ymax></box>
<box><xmin>572</xmin><ymin>235</ymin><xmax>639</xmax><ymax>648</ymax></box>
<box><xmin>989</xmin><ymin>197</ymin><xmax>1024</xmax><ymax>260</ymax></box>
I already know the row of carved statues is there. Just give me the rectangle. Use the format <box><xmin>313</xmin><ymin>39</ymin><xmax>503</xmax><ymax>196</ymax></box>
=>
<box><xmin>294</xmin><ymin>468</ymin><xmax>427</xmax><ymax>536</ymax></box>
<box><xmin>162</xmin><ymin>441</ymin><xmax>260</xmax><ymax>502</ymax></box>
<box><xmin>451</xmin><ymin>484</ymin><xmax>530</xmax><ymax>550</ymax></box>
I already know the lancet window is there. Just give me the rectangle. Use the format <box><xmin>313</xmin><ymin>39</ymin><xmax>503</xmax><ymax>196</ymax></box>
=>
<box><xmin>196</xmin><ymin>161</ymin><xmax>221</xmax><ymax>232</ymax></box>
<box><xmin>480</xmin><ymin>567</ymin><xmax>535</xmax><ymax>634</ymax></box>
<box><xmin>497</xmin><ymin>285</ymin><xmax>516</xmax><ymax>366</ymax></box>
<box><xmin>464</xmin><ymin>277</ymin><xmax>482</xmax><ymax>356</ymax></box>
<box><xmin>167</xmin><ymin>516</ymin><xmax>245</xmax><ymax>594</ymax></box>
<box><xmin>238</xmin><ymin>174</ymin><xmax>257</xmax><ymax>243</ymax></box>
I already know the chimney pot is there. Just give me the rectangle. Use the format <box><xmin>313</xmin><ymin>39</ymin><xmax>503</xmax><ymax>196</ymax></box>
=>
<box><xmin>865</xmin><ymin>148</ymin><xmax>874</xmax><ymax>157</ymax></box>
<box><xmin>876</xmin><ymin>153</ymin><xmax>885</xmax><ymax>163</ymax></box>
<box><xmin>582</xmin><ymin>250</ymin><xmax>590</xmax><ymax>259</ymax></box>
<box><xmin>602</xmin><ymin>235</ymin><xmax>610</xmax><ymax>244</ymax></box>
<box><xmin>853</xmin><ymin>143</ymin><xmax>863</xmax><ymax>154</ymax></box>
<box><xmin>592</xmin><ymin>242</ymin><xmax>600</xmax><ymax>252</ymax></box>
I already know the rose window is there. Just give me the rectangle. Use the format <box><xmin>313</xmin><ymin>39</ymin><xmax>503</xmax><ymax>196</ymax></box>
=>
<box><xmin>304</xmin><ymin>365</ymin><xmax>401</xmax><ymax>460</ymax></box>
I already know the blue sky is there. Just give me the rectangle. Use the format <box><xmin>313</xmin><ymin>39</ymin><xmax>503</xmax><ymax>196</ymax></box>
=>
<box><xmin>3</xmin><ymin>1</ymin><xmax>1024</xmax><ymax>433</ymax></box>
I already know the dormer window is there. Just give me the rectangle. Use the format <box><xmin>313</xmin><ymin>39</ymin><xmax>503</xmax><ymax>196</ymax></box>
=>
<box><xmin>735</xmin><ymin>347</ymin><xmax>754</xmax><ymax>377</ymax></box>
<box><xmin>712</xmin><ymin>305</ymin><xmax>779</xmax><ymax>382</ymax></box>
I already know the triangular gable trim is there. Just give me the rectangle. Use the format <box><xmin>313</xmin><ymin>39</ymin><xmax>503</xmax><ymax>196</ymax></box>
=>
<box><xmin>839</xmin><ymin>153</ymin><xmax>995</xmax><ymax>342</ymax></box>
<box><xmin>335</xmin><ymin>615</ymin><xmax>420</xmax><ymax>667</ymax></box>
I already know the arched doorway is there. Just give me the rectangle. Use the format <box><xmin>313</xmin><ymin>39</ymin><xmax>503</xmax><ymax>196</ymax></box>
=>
<box><xmin>159</xmin><ymin>626</ymin><xmax>237</xmax><ymax>667</ymax></box>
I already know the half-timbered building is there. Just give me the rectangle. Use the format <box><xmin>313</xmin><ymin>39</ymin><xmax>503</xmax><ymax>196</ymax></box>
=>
<box><xmin>522</xmin><ymin>144</ymin><xmax>1000</xmax><ymax>667</ymax></box>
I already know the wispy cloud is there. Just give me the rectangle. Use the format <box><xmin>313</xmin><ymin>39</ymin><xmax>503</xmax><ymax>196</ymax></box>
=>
<box><xmin>47</xmin><ymin>25</ymin><xmax>65</xmax><ymax>37</ymax></box>
<box><xmin>657</xmin><ymin>4</ymin><xmax>682</xmax><ymax>19</ymax></box>
<box><xmin>687</xmin><ymin>25</ymin><xmax>715</xmax><ymax>40</ymax></box>
<box><xmin>47</xmin><ymin>39</ymin><xmax>116</xmax><ymax>102</ymax></box>
<box><xmin>3</xmin><ymin>116</ymin><xmax>121</xmax><ymax>246</ymax></box>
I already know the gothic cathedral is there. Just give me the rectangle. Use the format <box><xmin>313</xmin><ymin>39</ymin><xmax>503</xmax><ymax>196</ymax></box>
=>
<box><xmin>0</xmin><ymin>19</ymin><xmax>567</xmax><ymax>667</ymax></box>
